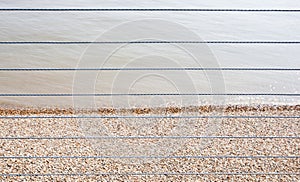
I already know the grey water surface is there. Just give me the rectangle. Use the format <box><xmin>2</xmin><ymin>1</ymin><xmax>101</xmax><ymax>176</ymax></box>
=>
<box><xmin>0</xmin><ymin>0</ymin><xmax>299</xmax><ymax>108</ymax></box>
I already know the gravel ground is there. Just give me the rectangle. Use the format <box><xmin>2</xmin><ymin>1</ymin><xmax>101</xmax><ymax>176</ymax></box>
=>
<box><xmin>0</xmin><ymin>105</ymin><xmax>299</xmax><ymax>181</ymax></box>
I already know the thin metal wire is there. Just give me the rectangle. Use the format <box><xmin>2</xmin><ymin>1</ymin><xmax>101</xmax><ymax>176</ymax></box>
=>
<box><xmin>0</xmin><ymin>7</ymin><xmax>299</xmax><ymax>179</ymax></box>
<box><xmin>0</xmin><ymin>68</ymin><xmax>300</xmax><ymax>71</ymax></box>
<box><xmin>0</xmin><ymin>93</ymin><xmax>299</xmax><ymax>97</ymax></box>
<box><xmin>1</xmin><ymin>41</ymin><xmax>300</xmax><ymax>44</ymax></box>
<box><xmin>0</xmin><ymin>8</ymin><xmax>300</xmax><ymax>12</ymax></box>
<box><xmin>1</xmin><ymin>115</ymin><xmax>299</xmax><ymax>119</ymax></box>
<box><xmin>0</xmin><ymin>155</ymin><xmax>298</xmax><ymax>159</ymax></box>
<box><xmin>1</xmin><ymin>172</ymin><xmax>299</xmax><ymax>177</ymax></box>
<box><xmin>0</xmin><ymin>136</ymin><xmax>299</xmax><ymax>140</ymax></box>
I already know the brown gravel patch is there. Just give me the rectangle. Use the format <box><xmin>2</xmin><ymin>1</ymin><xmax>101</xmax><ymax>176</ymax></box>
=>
<box><xmin>0</xmin><ymin>105</ymin><xmax>299</xmax><ymax>181</ymax></box>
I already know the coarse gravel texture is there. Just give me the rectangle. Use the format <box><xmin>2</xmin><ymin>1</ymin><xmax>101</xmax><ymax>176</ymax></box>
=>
<box><xmin>0</xmin><ymin>105</ymin><xmax>299</xmax><ymax>181</ymax></box>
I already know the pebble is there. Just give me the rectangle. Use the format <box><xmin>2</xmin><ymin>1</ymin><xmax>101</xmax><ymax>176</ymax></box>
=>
<box><xmin>0</xmin><ymin>105</ymin><xmax>299</xmax><ymax>181</ymax></box>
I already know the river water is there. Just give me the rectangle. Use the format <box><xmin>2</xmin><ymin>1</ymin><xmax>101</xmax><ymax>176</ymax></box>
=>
<box><xmin>0</xmin><ymin>0</ymin><xmax>299</xmax><ymax>108</ymax></box>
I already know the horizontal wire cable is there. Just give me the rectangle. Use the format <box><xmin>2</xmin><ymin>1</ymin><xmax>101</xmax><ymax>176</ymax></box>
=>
<box><xmin>0</xmin><ymin>136</ymin><xmax>299</xmax><ymax>140</ymax></box>
<box><xmin>0</xmin><ymin>68</ymin><xmax>300</xmax><ymax>71</ymax></box>
<box><xmin>1</xmin><ymin>172</ymin><xmax>299</xmax><ymax>177</ymax></box>
<box><xmin>1</xmin><ymin>115</ymin><xmax>299</xmax><ymax>119</ymax></box>
<box><xmin>0</xmin><ymin>155</ymin><xmax>298</xmax><ymax>159</ymax></box>
<box><xmin>1</xmin><ymin>41</ymin><xmax>300</xmax><ymax>44</ymax></box>
<box><xmin>0</xmin><ymin>7</ymin><xmax>298</xmax><ymax>179</ymax></box>
<box><xmin>0</xmin><ymin>8</ymin><xmax>300</xmax><ymax>12</ymax></box>
<box><xmin>0</xmin><ymin>93</ymin><xmax>299</xmax><ymax>97</ymax></box>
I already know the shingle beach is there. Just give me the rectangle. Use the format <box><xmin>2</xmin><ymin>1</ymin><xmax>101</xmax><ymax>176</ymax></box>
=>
<box><xmin>0</xmin><ymin>105</ymin><xmax>299</xmax><ymax>181</ymax></box>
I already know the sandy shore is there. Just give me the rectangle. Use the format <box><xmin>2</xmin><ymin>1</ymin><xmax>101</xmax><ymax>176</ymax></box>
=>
<box><xmin>0</xmin><ymin>105</ymin><xmax>299</xmax><ymax>181</ymax></box>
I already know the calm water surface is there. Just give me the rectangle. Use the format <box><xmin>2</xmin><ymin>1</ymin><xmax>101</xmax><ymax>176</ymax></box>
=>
<box><xmin>0</xmin><ymin>0</ymin><xmax>299</xmax><ymax>108</ymax></box>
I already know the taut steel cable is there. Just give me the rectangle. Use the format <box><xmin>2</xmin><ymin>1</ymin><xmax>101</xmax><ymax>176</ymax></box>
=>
<box><xmin>0</xmin><ymin>8</ymin><xmax>299</xmax><ymax>12</ymax></box>
<box><xmin>0</xmin><ymin>41</ymin><xmax>300</xmax><ymax>44</ymax></box>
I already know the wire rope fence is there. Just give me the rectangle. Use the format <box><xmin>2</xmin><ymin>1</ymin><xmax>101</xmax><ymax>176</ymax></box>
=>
<box><xmin>0</xmin><ymin>6</ymin><xmax>299</xmax><ymax>180</ymax></box>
